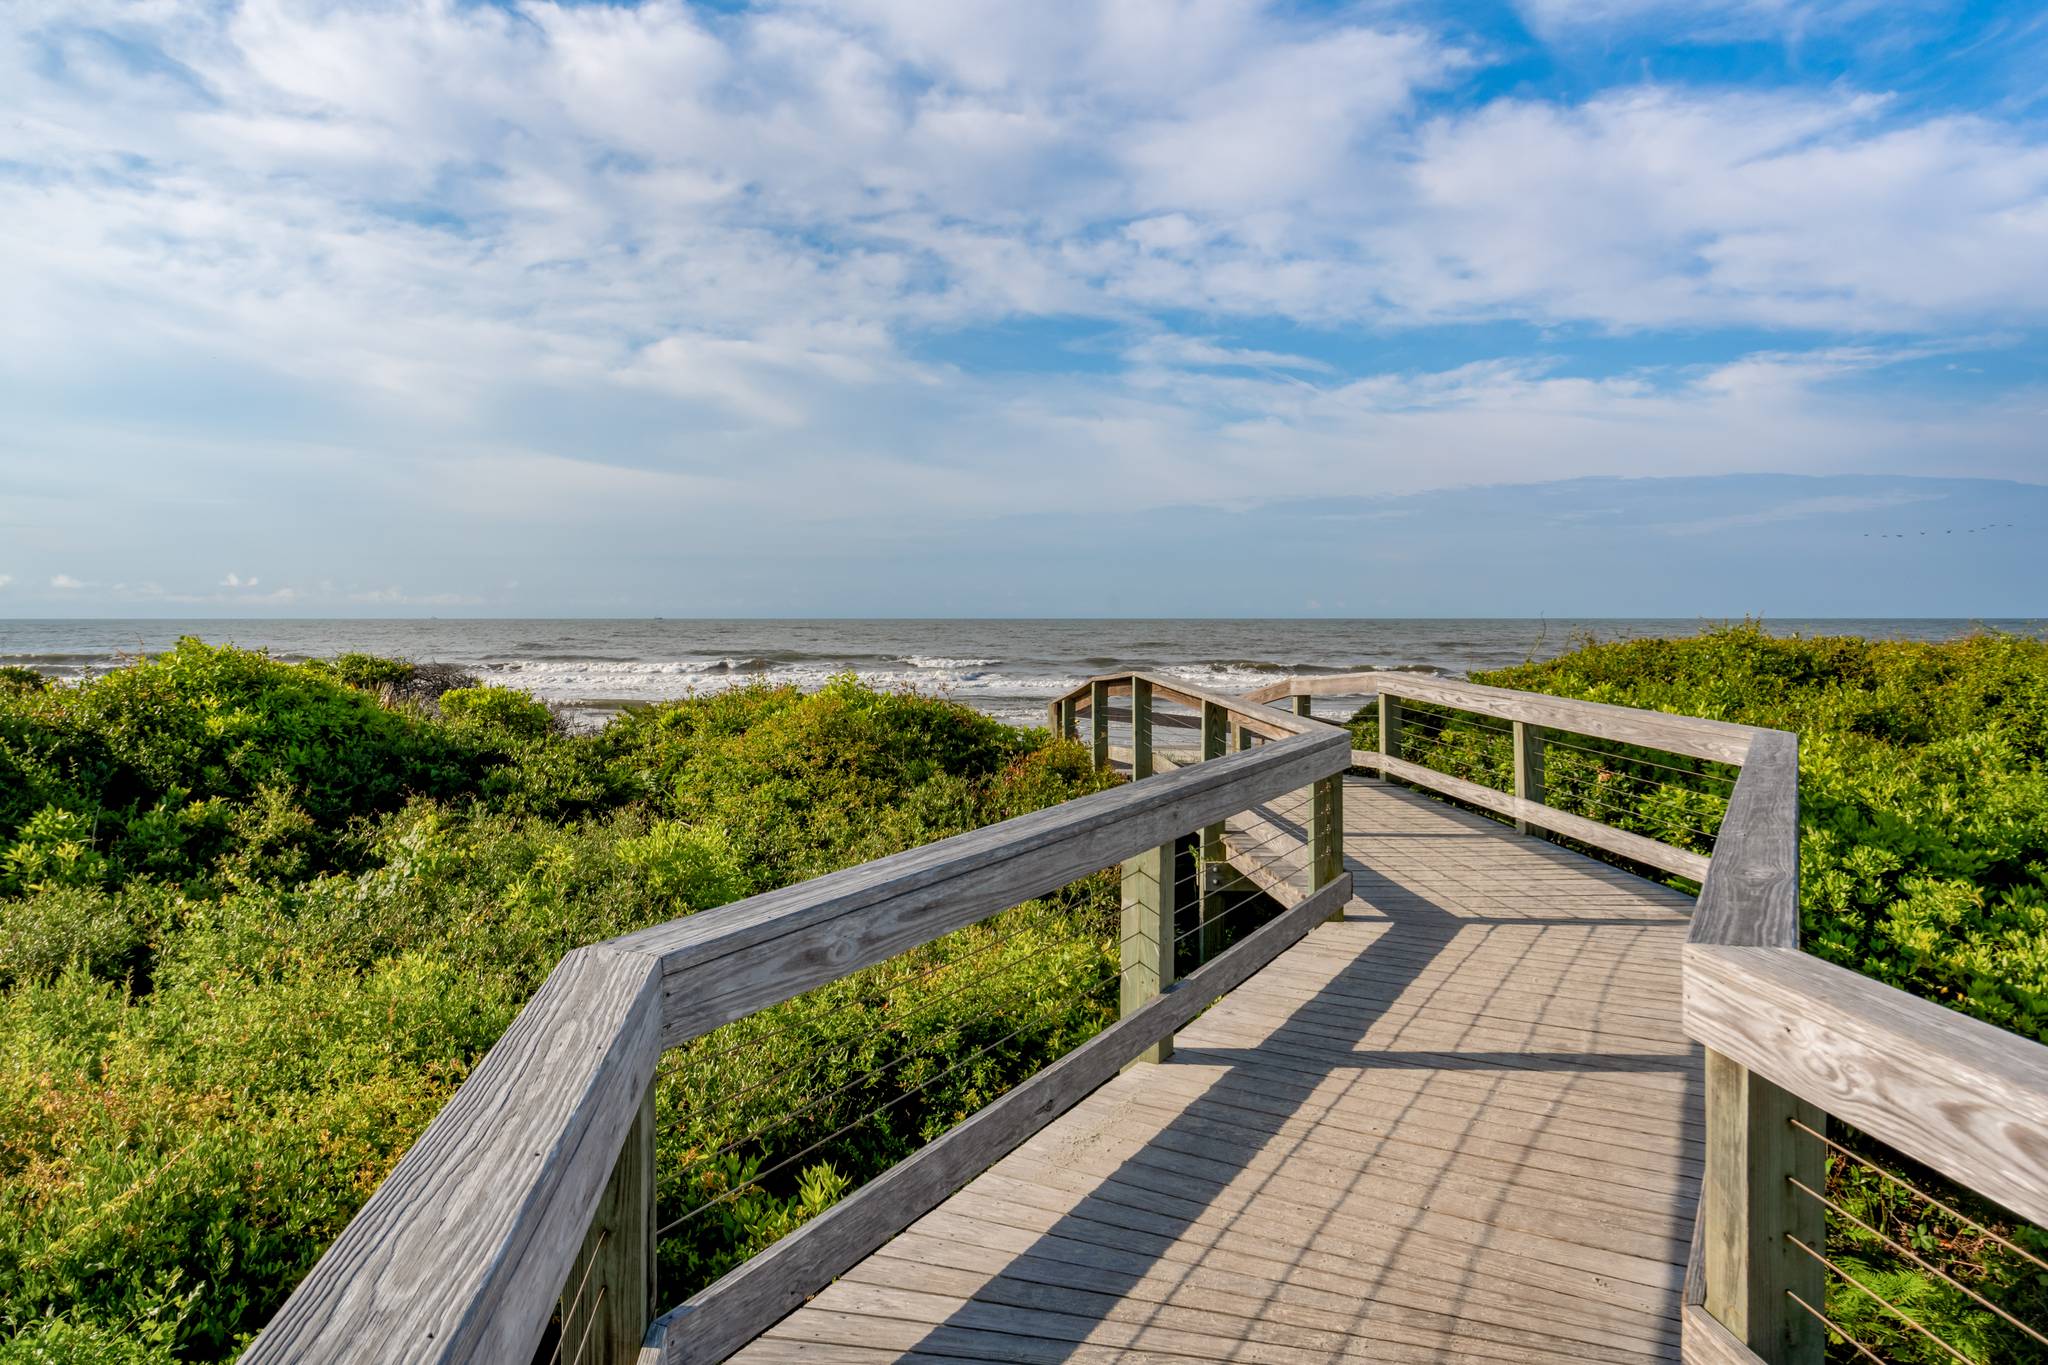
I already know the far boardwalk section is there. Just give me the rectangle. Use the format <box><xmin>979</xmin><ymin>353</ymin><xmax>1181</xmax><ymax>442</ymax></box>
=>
<box><xmin>247</xmin><ymin>668</ymin><xmax>2048</xmax><ymax>1365</ymax></box>
<box><xmin>731</xmin><ymin>778</ymin><xmax>1699</xmax><ymax>1364</ymax></box>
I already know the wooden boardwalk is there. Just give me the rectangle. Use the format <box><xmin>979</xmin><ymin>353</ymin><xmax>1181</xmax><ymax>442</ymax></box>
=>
<box><xmin>729</xmin><ymin>776</ymin><xmax>1701</xmax><ymax>1364</ymax></box>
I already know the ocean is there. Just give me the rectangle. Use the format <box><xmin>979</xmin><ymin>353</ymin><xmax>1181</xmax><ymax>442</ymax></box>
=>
<box><xmin>2</xmin><ymin>618</ymin><xmax>2035</xmax><ymax>729</ymax></box>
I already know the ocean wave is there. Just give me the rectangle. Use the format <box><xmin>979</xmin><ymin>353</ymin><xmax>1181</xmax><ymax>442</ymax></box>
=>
<box><xmin>897</xmin><ymin>655</ymin><xmax>1001</xmax><ymax>669</ymax></box>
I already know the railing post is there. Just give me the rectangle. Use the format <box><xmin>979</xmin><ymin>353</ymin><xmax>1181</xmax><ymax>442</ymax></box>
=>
<box><xmin>1512</xmin><ymin>720</ymin><xmax>1544</xmax><ymax>834</ymax></box>
<box><xmin>1292</xmin><ymin>694</ymin><xmax>1312</xmax><ymax>719</ymax></box>
<box><xmin>1702</xmin><ymin>1048</ymin><xmax>1825</xmax><ymax>1365</ymax></box>
<box><xmin>559</xmin><ymin>1081</ymin><xmax>655</xmax><ymax>1365</ymax></box>
<box><xmin>1120</xmin><ymin>838</ymin><xmax>1175</xmax><ymax>1065</ymax></box>
<box><xmin>1312</xmin><ymin>773</ymin><xmax>1345</xmax><ymax>921</ymax></box>
<box><xmin>1057</xmin><ymin>695</ymin><xmax>1077</xmax><ymax>742</ymax></box>
<box><xmin>1200</xmin><ymin>700</ymin><xmax>1230</xmax><ymax>961</ymax></box>
<box><xmin>1130</xmin><ymin>678</ymin><xmax>1153</xmax><ymax>779</ymax></box>
<box><xmin>1089</xmin><ymin>679</ymin><xmax>1111</xmax><ymax>769</ymax></box>
<box><xmin>1378</xmin><ymin>692</ymin><xmax>1401</xmax><ymax>771</ymax></box>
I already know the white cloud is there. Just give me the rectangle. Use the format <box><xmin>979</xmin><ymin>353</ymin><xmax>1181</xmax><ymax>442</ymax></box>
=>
<box><xmin>0</xmin><ymin>575</ymin><xmax>11</xmax><ymax>590</ymax></box>
<box><xmin>0</xmin><ymin>0</ymin><xmax>2045</xmax><ymax>612</ymax></box>
<box><xmin>49</xmin><ymin>574</ymin><xmax>83</xmax><ymax>590</ymax></box>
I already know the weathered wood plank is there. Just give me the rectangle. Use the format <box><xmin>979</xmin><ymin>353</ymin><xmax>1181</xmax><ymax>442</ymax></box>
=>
<box><xmin>647</xmin><ymin>873</ymin><xmax>1352</xmax><ymax>1365</ymax></box>
<box><xmin>1685</xmin><ymin>943</ymin><xmax>2048</xmax><ymax>1227</ymax></box>
<box><xmin>727</xmin><ymin>777</ymin><xmax>1701</xmax><ymax>1365</ymax></box>
<box><xmin>1130</xmin><ymin>678</ymin><xmax>1153</xmax><ymax>782</ymax></box>
<box><xmin>1688</xmin><ymin>731</ymin><xmax>1797</xmax><ymax>948</ymax></box>
<box><xmin>247</xmin><ymin>946</ymin><xmax>663</xmax><ymax>1365</ymax></box>
<box><xmin>561</xmin><ymin>1082</ymin><xmax>657</xmax><ymax>1365</ymax></box>
<box><xmin>1200</xmin><ymin>699</ymin><xmax>1231</xmax><ymax>959</ymax></box>
<box><xmin>1244</xmin><ymin>671</ymin><xmax>1759</xmax><ymax>765</ymax></box>
<box><xmin>1700</xmin><ymin>1049</ymin><xmax>1823</xmax><ymax>1364</ymax></box>
<box><xmin>611</xmin><ymin>729</ymin><xmax>1351</xmax><ymax>1046</ymax></box>
<box><xmin>1513</xmin><ymin>720</ymin><xmax>1544</xmax><ymax>835</ymax></box>
<box><xmin>1053</xmin><ymin>671</ymin><xmax>1324</xmax><ymax>741</ymax></box>
<box><xmin>1374</xmin><ymin>751</ymin><xmax>1711</xmax><ymax>881</ymax></box>
<box><xmin>1683</xmin><ymin>1304</ymin><xmax>1767</xmax><ymax>1365</ymax></box>
<box><xmin>1089</xmin><ymin>679</ymin><xmax>1111</xmax><ymax>769</ymax></box>
<box><xmin>1120</xmin><ymin>840</ymin><xmax>1176</xmax><ymax>1066</ymax></box>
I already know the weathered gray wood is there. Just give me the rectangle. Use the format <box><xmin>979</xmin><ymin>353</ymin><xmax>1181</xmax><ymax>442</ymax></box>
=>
<box><xmin>1689</xmin><ymin>730</ymin><xmax>1798</xmax><ymax>948</ymax></box>
<box><xmin>1055</xmin><ymin>671</ymin><xmax>1322</xmax><ymax>742</ymax></box>
<box><xmin>610</xmin><ymin>728</ymin><xmax>1351</xmax><ymax>1046</ymax></box>
<box><xmin>732</xmin><ymin>776</ymin><xmax>1699</xmax><ymax>1365</ymax></box>
<box><xmin>1120</xmin><ymin>840</ymin><xmax>1176</xmax><ymax>1066</ymax></box>
<box><xmin>1089</xmin><ymin>679</ymin><xmax>1111</xmax><ymax>769</ymax></box>
<box><xmin>1200</xmin><ymin>700</ymin><xmax>1230</xmax><ymax>961</ymax></box>
<box><xmin>1513</xmin><ymin>720</ymin><xmax>1544</xmax><ymax>835</ymax></box>
<box><xmin>1244</xmin><ymin>671</ymin><xmax>1759</xmax><ymax>766</ymax></box>
<box><xmin>1312</xmin><ymin>774</ymin><xmax>1343</xmax><ymax>921</ymax></box>
<box><xmin>1379</xmin><ymin>691</ymin><xmax>1401</xmax><ymax>767</ymax></box>
<box><xmin>1683</xmin><ymin>1303</ymin><xmax>1768</xmax><ymax>1365</ymax></box>
<box><xmin>561</xmin><ymin>1081</ymin><xmax>656</xmax><ymax>1365</ymax></box>
<box><xmin>1130</xmin><ymin>678</ymin><xmax>1153</xmax><ymax>781</ymax></box>
<box><xmin>1375</xmin><ymin>751</ymin><xmax>1712</xmax><ymax>882</ymax></box>
<box><xmin>1685</xmin><ymin>943</ymin><xmax>2048</xmax><ymax>1227</ymax></box>
<box><xmin>247</xmin><ymin>946</ymin><xmax>663</xmax><ymax>1365</ymax></box>
<box><xmin>1701</xmin><ymin>1049</ymin><xmax>1823</xmax><ymax>1364</ymax></box>
<box><xmin>1685</xmin><ymin>1190</ymin><xmax>1707</xmax><ymax>1308</ymax></box>
<box><xmin>1058</xmin><ymin>695</ymin><xmax>1077</xmax><ymax>741</ymax></box>
<box><xmin>649</xmin><ymin>873</ymin><xmax>1352</xmax><ymax>1365</ymax></box>
<box><xmin>1292</xmin><ymin>694</ymin><xmax>1312</xmax><ymax>719</ymax></box>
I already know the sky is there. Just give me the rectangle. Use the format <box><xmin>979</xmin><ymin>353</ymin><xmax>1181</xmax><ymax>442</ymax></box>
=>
<box><xmin>2</xmin><ymin>0</ymin><xmax>2046</xmax><ymax>617</ymax></box>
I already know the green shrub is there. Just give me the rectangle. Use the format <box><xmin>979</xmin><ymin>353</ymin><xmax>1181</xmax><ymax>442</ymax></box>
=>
<box><xmin>437</xmin><ymin>685</ymin><xmax>558</xmax><ymax>743</ymax></box>
<box><xmin>0</xmin><ymin>650</ymin><xmax>1109</xmax><ymax>1360</ymax></box>
<box><xmin>1478</xmin><ymin>624</ymin><xmax>2048</xmax><ymax>1362</ymax></box>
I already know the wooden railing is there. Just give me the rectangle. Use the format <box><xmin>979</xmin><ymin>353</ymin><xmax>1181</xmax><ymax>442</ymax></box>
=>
<box><xmin>1240</xmin><ymin>671</ymin><xmax>2048</xmax><ymax>1365</ymax></box>
<box><xmin>244</xmin><ymin>667</ymin><xmax>2048</xmax><ymax>1364</ymax></box>
<box><xmin>245</xmin><ymin>674</ymin><xmax>1352</xmax><ymax>1365</ymax></box>
<box><xmin>1243</xmin><ymin>670</ymin><xmax>1751</xmax><ymax>882</ymax></box>
<box><xmin>1679</xmin><ymin>730</ymin><xmax>2048</xmax><ymax>1365</ymax></box>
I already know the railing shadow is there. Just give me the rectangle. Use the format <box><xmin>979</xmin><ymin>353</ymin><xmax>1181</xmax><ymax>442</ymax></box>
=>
<box><xmin>879</xmin><ymin>783</ymin><xmax>1701</xmax><ymax>1362</ymax></box>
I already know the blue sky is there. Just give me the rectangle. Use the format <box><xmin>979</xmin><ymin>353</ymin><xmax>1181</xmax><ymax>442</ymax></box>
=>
<box><xmin>2</xmin><ymin>0</ymin><xmax>2045</xmax><ymax>616</ymax></box>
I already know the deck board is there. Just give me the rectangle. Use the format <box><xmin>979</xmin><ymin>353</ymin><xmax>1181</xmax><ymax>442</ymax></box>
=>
<box><xmin>730</xmin><ymin>777</ymin><xmax>1701</xmax><ymax>1363</ymax></box>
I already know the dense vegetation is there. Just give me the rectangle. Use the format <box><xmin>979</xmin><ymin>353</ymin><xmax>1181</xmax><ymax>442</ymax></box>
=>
<box><xmin>0</xmin><ymin>643</ymin><xmax>1116</xmax><ymax>1362</ymax></box>
<box><xmin>6</xmin><ymin>626</ymin><xmax>2045</xmax><ymax>1363</ymax></box>
<box><xmin>1383</xmin><ymin>625</ymin><xmax>2048</xmax><ymax>1363</ymax></box>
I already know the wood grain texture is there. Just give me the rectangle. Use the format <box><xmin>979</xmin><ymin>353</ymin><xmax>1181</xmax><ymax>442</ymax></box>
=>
<box><xmin>1684</xmin><ymin>944</ymin><xmax>2048</xmax><ymax>1227</ymax></box>
<box><xmin>1700</xmin><ymin>1049</ymin><xmax>1823</xmax><ymax>1365</ymax></box>
<box><xmin>1049</xmin><ymin>671</ymin><xmax>1325</xmax><ymax>741</ymax></box>
<box><xmin>560</xmin><ymin>1082</ymin><xmax>657</xmax><ymax>1365</ymax></box>
<box><xmin>1682</xmin><ymin>1304</ymin><xmax>1767</xmax><ymax>1365</ymax></box>
<box><xmin>1687</xmin><ymin>731</ymin><xmax>1797</xmax><ymax>949</ymax></box>
<box><xmin>652</xmin><ymin>874</ymin><xmax>1353</xmax><ymax>1365</ymax></box>
<box><xmin>610</xmin><ymin>728</ymin><xmax>1352</xmax><ymax>1046</ymax></box>
<box><xmin>1513</xmin><ymin>721</ymin><xmax>1544</xmax><ymax>835</ymax></box>
<box><xmin>728</xmin><ymin>777</ymin><xmax>1700</xmax><ymax>1365</ymax></box>
<box><xmin>1120</xmin><ymin>840</ymin><xmax>1176</xmax><ymax>1066</ymax></box>
<box><xmin>1088</xmin><ymin>680</ymin><xmax>1110</xmax><ymax>769</ymax></box>
<box><xmin>1130</xmin><ymin>678</ymin><xmax>1153</xmax><ymax>782</ymax></box>
<box><xmin>1244</xmin><ymin>672</ymin><xmax>1759</xmax><ymax>766</ymax></box>
<box><xmin>1375</xmin><ymin>752</ymin><xmax>1712</xmax><ymax>882</ymax></box>
<box><xmin>247</xmin><ymin>946</ymin><xmax>663</xmax><ymax>1365</ymax></box>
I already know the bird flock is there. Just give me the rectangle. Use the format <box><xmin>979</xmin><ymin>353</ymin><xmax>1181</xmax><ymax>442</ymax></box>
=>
<box><xmin>1864</xmin><ymin>524</ymin><xmax>2019</xmax><ymax>538</ymax></box>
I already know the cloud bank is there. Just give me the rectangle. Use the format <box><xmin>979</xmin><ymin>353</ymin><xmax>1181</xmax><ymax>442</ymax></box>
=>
<box><xmin>2</xmin><ymin>0</ymin><xmax>2045</xmax><ymax>612</ymax></box>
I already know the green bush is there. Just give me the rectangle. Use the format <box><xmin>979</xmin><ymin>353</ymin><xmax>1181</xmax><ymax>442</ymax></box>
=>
<box><xmin>1477</xmin><ymin>625</ymin><xmax>2048</xmax><ymax>1363</ymax></box>
<box><xmin>0</xmin><ymin>649</ymin><xmax>1112</xmax><ymax>1359</ymax></box>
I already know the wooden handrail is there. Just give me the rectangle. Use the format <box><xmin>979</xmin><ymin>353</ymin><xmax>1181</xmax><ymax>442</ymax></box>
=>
<box><xmin>1240</xmin><ymin>669</ymin><xmax>1760</xmax><ymax>765</ymax></box>
<box><xmin>249</xmin><ymin>671</ymin><xmax>1353</xmax><ymax>1364</ymax></box>
<box><xmin>245</xmin><ymin>945</ymin><xmax>664</xmax><ymax>1364</ymax></box>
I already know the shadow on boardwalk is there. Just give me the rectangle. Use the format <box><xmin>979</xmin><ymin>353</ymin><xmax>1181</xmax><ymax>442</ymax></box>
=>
<box><xmin>883</xmin><ymin>784</ymin><xmax>1701</xmax><ymax>1363</ymax></box>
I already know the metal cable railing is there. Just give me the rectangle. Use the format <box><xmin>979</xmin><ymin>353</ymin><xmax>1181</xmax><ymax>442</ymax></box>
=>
<box><xmin>1777</xmin><ymin>1117</ymin><xmax>2048</xmax><ymax>1365</ymax></box>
